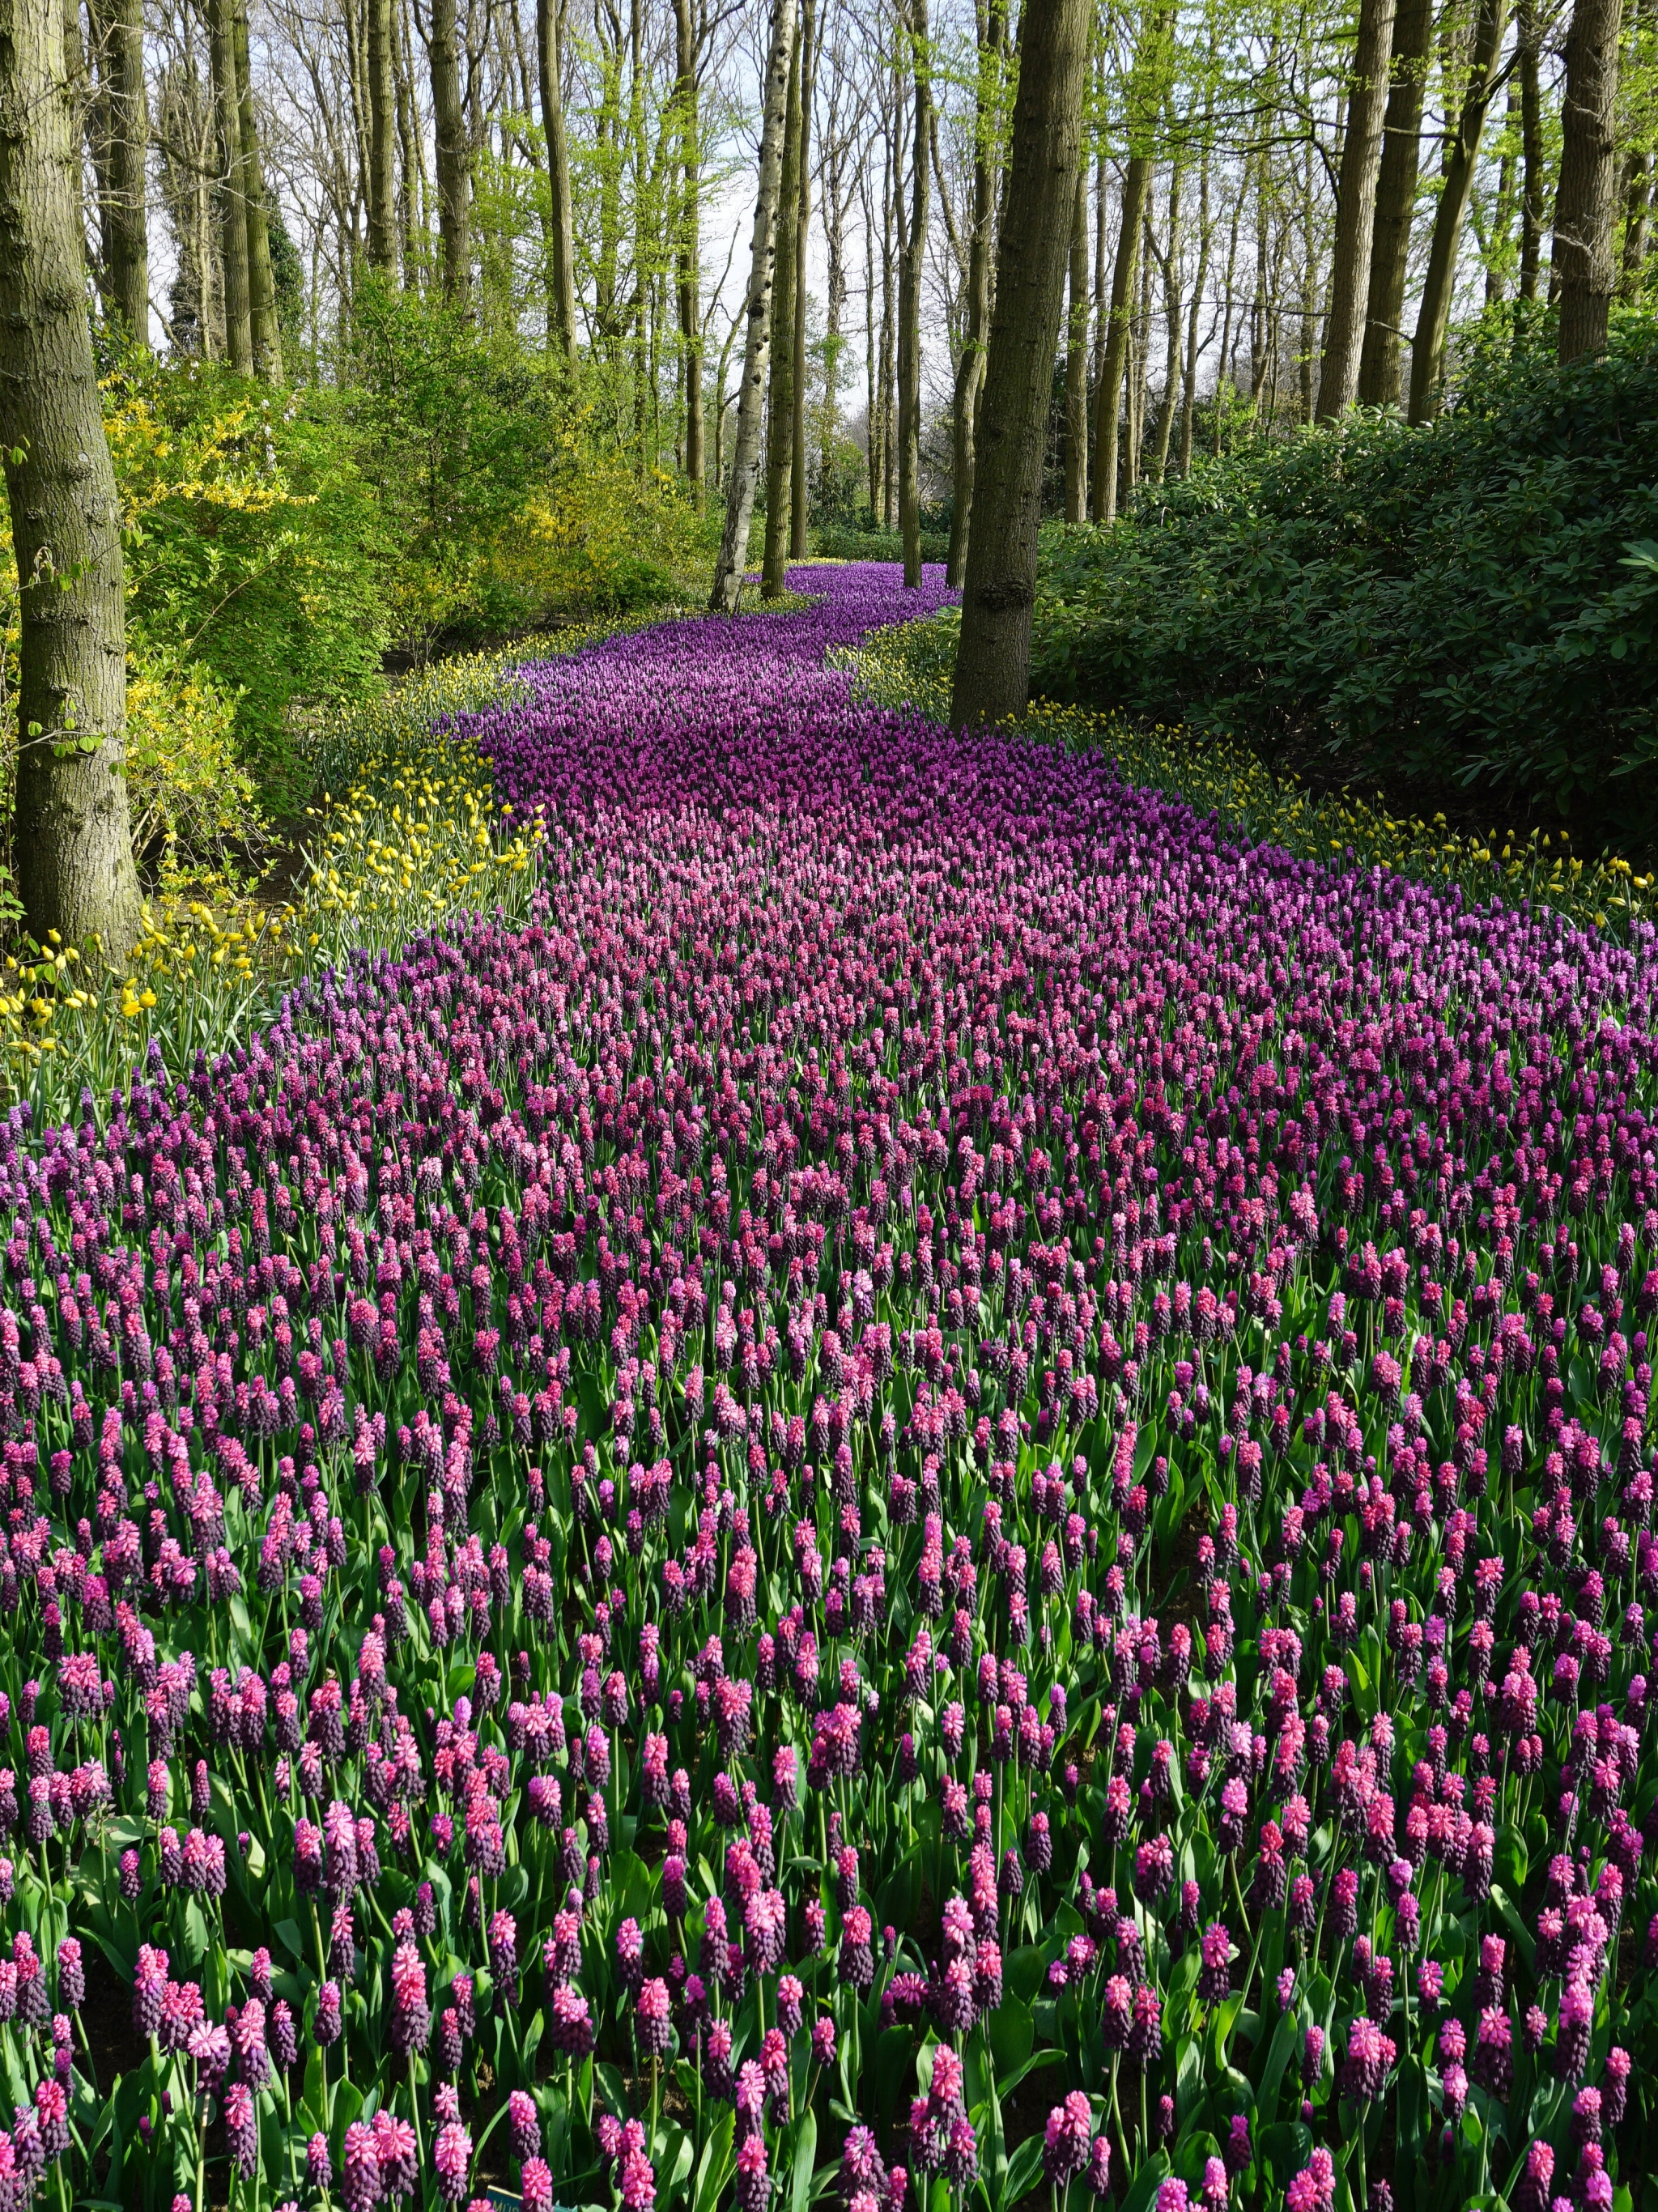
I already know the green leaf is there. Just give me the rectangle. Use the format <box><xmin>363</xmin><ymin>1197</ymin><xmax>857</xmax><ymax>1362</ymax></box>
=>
<box><xmin>1256</xmin><ymin>2008</ymin><xmax>1299</xmax><ymax>2125</ymax></box>
<box><xmin>988</xmin><ymin>1997</ymin><xmax>1033</xmax><ymax>2088</ymax></box>
<box><xmin>791</xmin><ymin>2110</ymin><xmax>818</xmax><ymax>2212</ymax></box>
<box><xmin>692</xmin><ymin>2107</ymin><xmax>735</xmax><ymax>2212</ymax></box>
<box><xmin>997</xmin><ymin>2132</ymin><xmax>1046</xmax><ymax>2212</ymax></box>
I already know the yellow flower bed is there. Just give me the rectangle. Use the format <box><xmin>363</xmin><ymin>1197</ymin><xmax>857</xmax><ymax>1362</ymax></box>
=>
<box><xmin>846</xmin><ymin>613</ymin><xmax>1658</xmax><ymax>941</ymax></box>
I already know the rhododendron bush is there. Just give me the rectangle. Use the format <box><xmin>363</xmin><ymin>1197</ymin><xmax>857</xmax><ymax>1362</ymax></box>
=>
<box><xmin>0</xmin><ymin>566</ymin><xmax>1650</xmax><ymax>2212</ymax></box>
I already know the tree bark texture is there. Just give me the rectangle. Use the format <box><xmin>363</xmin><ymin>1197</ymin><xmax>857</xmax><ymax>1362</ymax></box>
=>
<box><xmin>709</xmin><ymin>0</ymin><xmax>796</xmax><ymax>611</ymax></box>
<box><xmin>1092</xmin><ymin>150</ymin><xmax>1150</xmax><ymax>525</ymax></box>
<box><xmin>0</xmin><ymin>0</ymin><xmax>141</xmax><ymax>955</ymax></box>
<box><xmin>762</xmin><ymin>12</ymin><xmax>801</xmax><ymax>597</ymax></box>
<box><xmin>234</xmin><ymin>0</ymin><xmax>284</xmax><ymax>380</ymax></box>
<box><xmin>944</xmin><ymin>0</ymin><xmax>1002</xmax><ymax>587</ymax></box>
<box><xmin>1554</xmin><ymin>0</ymin><xmax>1622</xmax><ymax>358</ymax></box>
<box><xmin>1408</xmin><ymin>0</ymin><xmax>1508</xmax><ymax>419</ymax></box>
<box><xmin>898</xmin><ymin>0</ymin><xmax>930</xmax><ymax>586</ymax></box>
<box><xmin>950</xmin><ymin>0</ymin><xmax>1090</xmax><ymax>727</ymax></box>
<box><xmin>431</xmin><ymin>0</ymin><xmax>470</xmax><ymax>295</ymax></box>
<box><xmin>1316</xmin><ymin>0</ymin><xmax>1398</xmax><ymax>418</ymax></box>
<box><xmin>1357</xmin><ymin>0</ymin><xmax>1431</xmax><ymax>405</ymax></box>
<box><xmin>791</xmin><ymin>0</ymin><xmax>815</xmax><ymax>558</ymax></box>
<box><xmin>1063</xmin><ymin>156</ymin><xmax>1089</xmax><ymax>521</ymax></box>
<box><xmin>1519</xmin><ymin>0</ymin><xmax>1545</xmax><ymax>296</ymax></box>
<box><xmin>92</xmin><ymin>0</ymin><xmax>148</xmax><ymax>342</ymax></box>
<box><xmin>207</xmin><ymin>0</ymin><xmax>253</xmax><ymax>369</ymax></box>
<box><xmin>365</xmin><ymin>0</ymin><xmax>397</xmax><ymax>270</ymax></box>
<box><xmin>672</xmin><ymin>0</ymin><xmax>702</xmax><ymax>481</ymax></box>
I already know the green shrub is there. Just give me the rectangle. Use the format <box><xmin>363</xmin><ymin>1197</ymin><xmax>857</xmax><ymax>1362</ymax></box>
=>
<box><xmin>1031</xmin><ymin>313</ymin><xmax>1658</xmax><ymax>853</ymax></box>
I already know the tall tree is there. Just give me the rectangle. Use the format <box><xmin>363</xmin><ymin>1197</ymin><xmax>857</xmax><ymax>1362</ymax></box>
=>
<box><xmin>427</xmin><ymin>0</ymin><xmax>470</xmax><ymax>296</ymax></box>
<box><xmin>0</xmin><ymin>0</ymin><xmax>141</xmax><ymax>954</ymax></box>
<box><xmin>951</xmin><ymin>0</ymin><xmax>1091</xmax><ymax>725</ymax></box>
<box><xmin>898</xmin><ymin>0</ymin><xmax>931</xmax><ymax>586</ymax></box>
<box><xmin>710</xmin><ymin>0</ymin><xmax>797</xmax><ymax>611</ymax></box>
<box><xmin>539</xmin><ymin>0</ymin><xmax>576</xmax><ymax>348</ymax></box>
<box><xmin>1064</xmin><ymin>156</ymin><xmax>1090</xmax><ymax>522</ymax></box>
<box><xmin>762</xmin><ymin>9</ymin><xmax>803</xmax><ymax>596</ymax></box>
<box><xmin>791</xmin><ymin>0</ymin><xmax>816</xmax><ymax>558</ymax></box>
<box><xmin>207</xmin><ymin>0</ymin><xmax>254</xmax><ymax>369</ymax></box>
<box><xmin>1408</xmin><ymin>0</ymin><xmax>1508</xmax><ymax>418</ymax></box>
<box><xmin>366</xmin><ymin>0</ymin><xmax>397</xmax><ymax>270</ymax></box>
<box><xmin>91</xmin><ymin>0</ymin><xmax>150</xmax><ymax>343</ymax></box>
<box><xmin>234</xmin><ymin>0</ymin><xmax>285</xmax><ymax>380</ymax></box>
<box><xmin>1316</xmin><ymin>0</ymin><xmax>1399</xmax><ymax>419</ymax></box>
<box><xmin>1554</xmin><ymin>0</ymin><xmax>1623</xmax><ymax>357</ymax></box>
<box><xmin>1358</xmin><ymin>0</ymin><xmax>1431</xmax><ymax>405</ymax></box>
<box><xmin>1518</xmin><ymin>0</ymin><xmax>1546</xmax><ymax>296</ymax></box>
<box><xmin>1094</xmin><ymin>7</ymin><xmax>1166</xmax><ymax>525</ymax></box>
<box><xmin>945</xmin><ymin>0</ymin><xmax>1005</xmax><ymax>587</ymax></box>
<box><xmin>672</xmin><ymin>0</ymin><xmax>702</xmax><ymax>480</ymax></box>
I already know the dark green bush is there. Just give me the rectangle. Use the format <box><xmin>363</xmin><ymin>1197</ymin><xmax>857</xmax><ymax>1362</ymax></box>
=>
<box><xmin>1031</xmin><ymin>313</ymin><xmax>1658</xmax><ymax>852</ymax></box>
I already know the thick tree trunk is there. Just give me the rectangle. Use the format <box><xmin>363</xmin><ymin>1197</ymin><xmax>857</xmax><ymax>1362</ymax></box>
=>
<box><xmin>234</xmin><ymin>0</ymin><xmax>284</xmax><ymax>380</ymax></box>
<box><xmin>672</xmin><ymin>0</ymin><xmax>702</xmax><ymax>482</ymax></box>
<box><xmin>1554</xmin><ymin>0</ymin><xmax>1622</xmax><ymax>359</ymax></box>
<box><xmin>898</xmin><ymin>0</ymin><xmax>930</xmax><ymax>586</ymax></box>
<box><xmin>1357</xmin><ymin>0</ymin><xmax>1431</xmax><ymax>405</ymax></box>
<box><xmin>946</xmin><ymin>0</ymin><xmax>1004</xmax><ymax>585</ymax></box>
<box><xmin>1316</xmin><ymin>0</ymin><xmax>1398</xmax><ymax>419</ymax></box>
<box><xmin>1093</xmin><ymin>152</ymin><xmax>1150</xmax><ymax>525</ymax></box>
<box><xmin>762</xmin><ymin>13</ymin><xmax>801</xmax><ymax>597</ymax></box>
<box><xmin>709</xmin><ymin>0</ymin><xmax>797</xmax><ymax>611</ymax></box>
<box><xmin>1519</xmin><ymin>0</ymin><xmax>1545</xmax><ymax>296</ymax></box>
<box><xmin>208</xmin><ymin>0</ymin><xmax>253</xmax><ymax>369</ymax></box>
<box><xmin>365</xmin><ymin>0</ymin><xmax>397</xmax><ymax>270</ymax></box>
<box><xmin>0</xmin><ymin>0</ymin><xmax>140</xmax><ymax>956</ymax></box>
<box><xmin>791</xmin><ymin>0</ymin><xmax>814</xmax><ymax>558</ymax></box>
<box><xmin>950</xmin><ymin>0</ymin><xmax>1090</xmax><ymax>727</ymax></box>
<box><xmin>1408</xmin><ymin>0</ymin><xmax>1508</xmax><ymax>419</ymax></box>
<box><xmin>94</xmin><ymin>0</ymin><xmax>148</xmax><ymax>342</ymax></box>
<box><xmin>431</xmin><ymin>0</ymin><xmax>470</xmax><ymax>296</ymax></box>
<box><xmin>1063</xmin><ymin>157</ymin><xmax>1089</xmax><ymax>522</ymax></box>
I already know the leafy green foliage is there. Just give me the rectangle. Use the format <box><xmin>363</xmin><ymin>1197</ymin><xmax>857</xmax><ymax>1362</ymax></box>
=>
<box><xmin>1031</xmin><ymin>316</ymin><xmax>1658</xmax><ymax>852</ymax></box>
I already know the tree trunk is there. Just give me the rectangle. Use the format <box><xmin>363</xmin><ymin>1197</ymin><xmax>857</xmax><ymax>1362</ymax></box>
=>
<box><xmin>1179</xmin><ymin>144</ymin><xmax>1210</xmax><ymax>474</ymax></box>
<box><xmin>365</xmin><ymin>0</ymin><xmax>397</xmax><ymax>270</ymax></box>
<box><xmin>1623</xmin><ymin>149</ymin><xmax>1652</xmax><ymax>291</ymax></box>
<box><xmin>672</xmin><ymin>0</ymin><xmax>702</xmax><ymax>482</ymax></box>
<box><xmin>1554</xmin><ymin>0</ymin><xmax>1622</xmax><ymax>359</ymax></box>
<box><xmin>791</xmin><ymin>0</ymin><xmax>815</xmax><ymax>557</ymax></box>
<box><xmin>863</xmin><ymin>176</ymin><xmax>879</xmax><ymax>517</ymax></box>
<box><xmin>1148</xmin><ymin>155</ymin><xmax>1181</xmax><ymax>479</ymax></box>
<box><xmin>1519</xmin><ymin>0</ymin><xmax>1545</xmax><ymax>297</ymax></box>
<box><xmin>431</xmin><ymin>0</ymin><xmax>470</xmax><ymax>296</ymax></box>
<box><xmin>1408</xmin><ymin>0</ymin><xmax>1508</xmax><ymax>419</ymax></box>
<box><xmin>393</xmin><ymin>0</ymin><xmax>419</xmax><ymax>273</ymax></box>
<box><xmin>1063</xmin><ymin>156</ymin><xmax>1089</xmax><ymax>521</ymax></box>
<box><xmin>878</xmin><ymin>129</ymin><xmax>896</xmax><ymax>528</ymax></box>
<box><xmin>94</xmin><ymin>0</ymin><xmax>148</xmax><ymax>342</ymax></box>
<box><xmin>235</xmin><ymin>0</ymin><xmax>284</xmax><ymax>380</ymax></box>
<box><xmin>1357</xmin><ymin>0</ymin><xmax>1431</xmax><ymax>404</ymax></box>
<box><xmin>947</xmin><ymin>0</ymin><xmax>1004</xmax><ymax>585</ymax></box>
<box><xmin>762</xmin><ymin>11</ymin><xmax>802</xmax><ymax>597</ymax></box>
<box><xmin>950</xmin><ymin>0</ymin><xmax>1090</xmax><ymax>727</ymax></box>
<box><xmin>709</xmin><ymin>0</ymin><xmax>797</xmax><ymax>611</ymax></box>
<box><xmin>1316</xmin><ymin>0</ymin><xmax>1398</xmax><ymax>419</ymax></box>
<box><xmin>898</xmin><ymin>0</ymin><xmax>931</xmax><ymax>586</ymax></box>
<box><xmin>208</xmin><ymin>0</ymin><xmax>253</xmax><ymax>368</ymax></box>
<box><xmin>0</xmin><ymin>0</ymin><xmax>140</xmax><ymax>956</ymax></box>
<box><xmin>1093</xmin><ymin>152</ymin><xmax>1150</xmax><ymax>525</ymax></box>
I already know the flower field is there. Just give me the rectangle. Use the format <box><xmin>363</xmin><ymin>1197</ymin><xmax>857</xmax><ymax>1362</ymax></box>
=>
<box><xmin>0</xmin><ymin>563</ymin><xmax>1652</xmax><ymax>2212</ymax></box>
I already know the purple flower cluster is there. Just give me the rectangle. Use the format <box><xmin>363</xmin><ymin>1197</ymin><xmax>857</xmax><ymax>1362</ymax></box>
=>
<box><xmin>0</xmin><ymin>564</ymin><xmax>1647</xmax><ymax>2203</ymax></box>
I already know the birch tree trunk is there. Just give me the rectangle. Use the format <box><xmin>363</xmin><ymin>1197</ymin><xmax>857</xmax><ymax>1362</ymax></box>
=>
<box><xmin>0</xmin><ymin>0</ymin><xmax>141</xmax><ymax>955</ymax></box>
<box><xmin>950</xmin><ymin>0</ymin><xmax>1091</xmax><ymax>726</ymax></box>
<box><xmin>1408</xmin><ymin>0</ymin><xmax>1508</xmax><ymax>418</ymax></box>
<box><xmin>1554</xmin><ymin>0</ymin><xmax>1622</xmax><ymax>359</ymax></box>
<box><xmin>898</xmin><ymin>0</ymin><xmax>931</xmax><ymax>586</ymax></box>
<box><xmin>762</xmin><ymin>13</ymin><xmax>801</xmax><ymax>596</ymax></box>
<box><xmin>430</xmin><ymin>0</ymin><xmax>470</xmax><ymax>296</ymax></box>
<box><xmin>366</xmin><ymin>0</ymin><xmax>397</xmax><ymax>270</ymax></box>
<box><xmin>208</xmin><ymin>0</ymin><xmax>254</xmax><ymax>368</ymax></box>
<box><xmin>709</xmin><ymin>0</ymin><xmax>797</xmax><ymax>611</ymax></box>
<box><xmin>1357</xmin><ymin>0</ymin><xmax>1431</xmax><ymax>405</ymax></box>
<box><xmin>1316</xmin><ymin>0</ymin><xmax>1398</xmax><ymax>419</ymax></box>
<box><xmin>945</xmin><ymin>0</ymin><xmax>1003</xmax><ymax>586</ymax></box>
<box><xmin>235</xmin><ymin>0</ymin><xmax>284</xmax><ymax>379</ymax></box>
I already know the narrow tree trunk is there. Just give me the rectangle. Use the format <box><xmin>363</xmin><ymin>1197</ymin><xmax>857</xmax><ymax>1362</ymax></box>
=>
<box><xmin>96</xmin><ymin>0</ymin><xmax>148</xmax><ymax>342</ymax></box>
<box><xmin>1089</xmin><ymin>137</ymin><xmax>1107</xmax><ymax>492</ymax></box>
<box><xmin>207</xmin><ymin>0</ymin><xmax>253</xmax><ymax>369</ymax></box>
<box><xmin>1409</xmin><ymin>0</ymin><xmax>1508</xmax><ymax>419</ymax></box>
<box><xmin>863</xmin><ymin>177</ymin><xmax>879</xmax><ymax>517</ymax></box>
<box><xmin>1063</xmin><ymin>157</ymin><xmax>1090</xmax><ymax>521</ymax></box>
<box><xmin>947</xmin><ymin>0</ymin><xmax>1004</xmax><ymax>583</ymax></box>
<box><xmin>1316</xmin><ymin>0</ymin><xmax>1399</xmax><ymax>418</ymax></box>
<box><xmin>1554</xmin><ymin>0</ymin><xmax>1622</xmax><ymax>359</ymax></box>
<box><xmin>1179</xmin><ymin>146</ymin><xmax>1211</xmax><ymax>474</ymax></box>
<box><xmin>1149</xmin><ymin>155</ymin><xmax>1182</xmax><ymax>480</ymax></box>
<box><xmin>898</xmin><ymin>0</ymin><xmax>931</xmax><ymax>586</ymax></box>
<box><xmin>1358</xmin><ymin>0</ymin><xmax>1431</xmax><ymax>404</ymax></box>
<box><xmin>950</xmin><ymin>0</ymin><xmax>1091</xmax><ymax>726</ymax></box>
<box><xmin>672</xmin><ymin>0</ymin><xmax>702</xmax><ymax>482</ymax></box>
<box><xmin>0</xmin><ymin>0</ymin><xmax>140</xmax><ymax>955</ymax></box>
<box><xmin>1486</xmin><ymin>77</ymin><xmax>1521</xmax><ymax>300</ymax></box>
<box><xmin>1127</xmin><ymin>198</ymin><xmax>1152</xmax><ymax>490</ymax></box>
<box><xmin>879</xmin><ymin>128</ymin><xmax>897</xmax><ymax>528</ymax></box>
<box><xmin>393</xmin><ymin>0</ymin><xmax>420</xmax><ymax>274</ymax></box>
<box><xmin>1623</xmin><ymin>149</ymin><xmax>1652</xmax><ymax>291</ymax></box>
<box><xmin>1094</xmin><ymin>151</ymin><xmax>1150</xmax><ymax>525</ymax></box>
<box><xmin>365</xmin><ymin>0</ymin><xmax>397</xmax><ymax>269</ymax></box>
<box><xmin>235</xmin><ymin>0</ymin><xmax>284</xmax><ymax>380</ymax></box>
<box><xmin>762</xmin><ymin>11</ymin><xmax>802</xmax><ymax>596</ymax></box>
<box><xmin>1519</xmin><ymin>0</ymin><xmax>1545</xmax><ymax>297</ymax></box>
<box><xmin>791</xmin><ymin>0</ymin><xmax>815</xmax><ymax>557</ymax></box>
<box><xmin>822</xmin><ymin>145</ymin><xmax>848</xmax><ymax>496</ymax></box>
<box><xmin>431</xmin><ymin>0</ymin><xmax>470</xmax><ymax>296</ymax></box>
<box><xmin>710</xmin><ymin>0</ymin><xmax>797</xmax><ymax>611</ymax></box>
